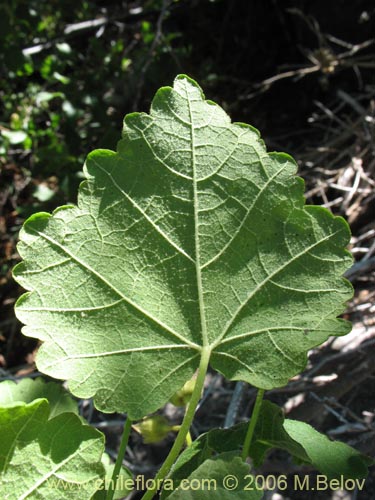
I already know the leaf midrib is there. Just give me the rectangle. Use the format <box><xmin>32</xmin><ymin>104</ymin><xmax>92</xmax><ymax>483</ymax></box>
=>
<box><xmin>185</xmin><ymin>80</ymin><xmax>209</xmax><ymax>350</ymax></box>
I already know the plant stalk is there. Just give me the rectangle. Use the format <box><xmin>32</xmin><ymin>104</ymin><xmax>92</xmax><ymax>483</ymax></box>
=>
<box><xmin>106</xmin><ymin>416</ymin><xmax>133</xmax><ymax>500</ymax></box>
<box><xmin>141</xmin><ymin>346</ymin><xmax>211</xmax><ymax>500</ymax></box>
<box><xmin>241</xmin><ymin>388</ymin><xmax>265</xmax><ymax>462</ymax></box>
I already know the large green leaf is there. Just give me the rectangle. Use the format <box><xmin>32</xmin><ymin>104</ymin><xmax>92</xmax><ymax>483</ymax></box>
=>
<box><xmin>0</xmin><ymin>399</ymin><xmax>104</xmax><ymax>499</ymax></box>
<box><xmin>14</xmin><ymin>74</ymin><xmax>353</xmax><ymax>418</ymax></box>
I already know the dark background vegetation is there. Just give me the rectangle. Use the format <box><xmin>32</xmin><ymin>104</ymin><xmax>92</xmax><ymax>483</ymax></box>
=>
<box><xmin>1</xmin><ymin>1</ymin><xmax>374</xmax><ymax>499</ymax></box>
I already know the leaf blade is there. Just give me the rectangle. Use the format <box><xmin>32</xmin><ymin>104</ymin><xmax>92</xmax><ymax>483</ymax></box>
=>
<box><xmin>14</xmin><ymin>74</ymin><xmax>353</xmax><ymax>417</ymax></box>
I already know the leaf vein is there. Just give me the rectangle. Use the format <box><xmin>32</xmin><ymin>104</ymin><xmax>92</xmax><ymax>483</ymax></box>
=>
<box><xmin>30</xmin><ymin>228</ymin><xmax>199</xmax><ymax>350</ymax></box>
<box><xmin>201</xmin><ymin>163</ymin><xmax>286</xmax><ymax>269</ymax></box>
<box><xmin>91</xmin><ymin>157</ymin><xmax>195</xmax><ymax>262</ymax></box>
<box><xmin>216</xmin><ymin>230</ymin><xmax>341</xmax><ymax>345</ymax></box>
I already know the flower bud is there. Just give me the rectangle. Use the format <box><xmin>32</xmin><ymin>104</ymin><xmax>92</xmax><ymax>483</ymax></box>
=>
<box><xmin>133</xmin><ymin>415</ymin><xmax>172</xmax><ymax>444</ymax></box>
<box><xmin>169</xmin><ymin>378</ymin><xmax>196</xmax><ymax>407</ymax></box>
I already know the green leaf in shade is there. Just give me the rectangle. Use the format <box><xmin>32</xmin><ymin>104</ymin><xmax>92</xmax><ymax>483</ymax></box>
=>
<box><xmin>207</xmin><ymin>401</ymin><xmax>309</xmax><ymax>466</ymax></box>
<box><xmin>162</xmin><ymin>401</ymin><xmax>372</xmax><ymax>498</ymax></box>
<box><xmin>0</xmin><ymin>377</ymin><xmax>78</xmax><ymax>418</ymax></box>
<box><xmin>0</xmin><ymin>399</ymin><xmax>104</xmax><ymax>499</ymax></box>
<box><xmin>167</xmin><ymin>452</ymin><xmax>263</xmax><ymax>500</ymax></box>
<box><xmin>14</xmin><ymin>74</ymin><xmax>353</xmax><ymax>419</ymax></box>
<box><xmin>161</xmin><ymin>401</ymin><xmax>306</xmax><ymax>498</ymax></box>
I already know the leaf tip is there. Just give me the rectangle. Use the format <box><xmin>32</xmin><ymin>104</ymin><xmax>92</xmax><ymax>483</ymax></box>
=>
<box><xmin>173</xmin><ymin>73</ymin><xmax>205</xmax><ymax>99</ymax></box>
<box><xmin>15</xmin><ymin>211</ymin><xmax>52</xmax><ymax>259</ymax></box>
<box><xmin>234</xmin><ymin>121</ymin><xmax>262</xmax><ymax>138</ymax></box>
<box><xmin>21</xmin><ymin>211</ymin><xmax>52</xmax><ymax>232</ymax></box>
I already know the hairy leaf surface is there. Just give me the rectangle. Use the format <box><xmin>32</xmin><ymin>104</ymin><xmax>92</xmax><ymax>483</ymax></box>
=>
<box><xmin>14</xmin><ymin>75</ymin><xmax>353</xmax><ymax>418</ymax></box>
<box><xmin>0</xmin><ymin>399</ymin><xmax>104</xmax><ymax>499</ymax></box>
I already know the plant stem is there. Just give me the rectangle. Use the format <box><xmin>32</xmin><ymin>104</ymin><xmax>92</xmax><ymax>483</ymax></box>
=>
<box><xmin>241</xmin><ymin>388</ymin><xmax>265</xmax><ymax>462</ymax></box>
<box><xmin>141</xmin><ymin>346</ymin><xmax>211</xmax><ymax>500</ymax></box>
<box><xmin>106</xmin><ymin>416</ymin><xmax>133</xmax><ymax>500</ymax></box>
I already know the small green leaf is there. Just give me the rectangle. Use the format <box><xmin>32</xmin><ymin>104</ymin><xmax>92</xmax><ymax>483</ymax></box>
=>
<box><xmin>167</xmin><ymin>452</ymin><xmax>263</xmax><ymax>499</ymax></box>
<box><xmin>0</xmin><ymin>399</ymin><xmax>105</xmax><ymax>498</ymax></box>
<box><xmin>14</xmin><ymin>75</ymin><xmax>353</xmax><ymax>419</ymax></box>
<box><xmin>284</xmin><ymin>419</ymin><xmax>374</xmax><ymax>480</ymax></box>
<box><xmin>0</xmin><ymin>377</ymin><xmax>78</xmax><ymax>418</ymax></box>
